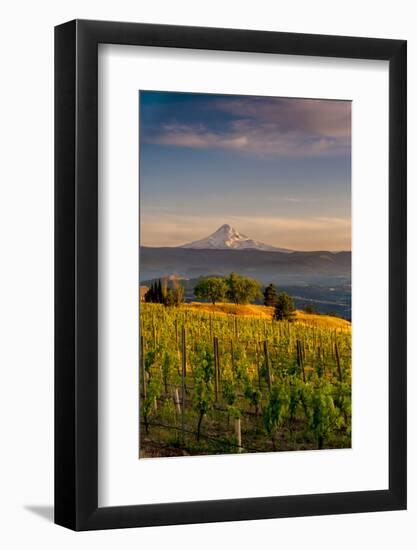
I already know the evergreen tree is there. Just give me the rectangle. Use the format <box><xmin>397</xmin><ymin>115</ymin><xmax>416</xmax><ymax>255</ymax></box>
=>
<box><xmin>144</xmin><ymin>282</ymin><xmax>154</xmax><ymax>303</ymax></box>
<box><xmin>263</xmin><ymin>283</ymin><xmax>278</xmax><ymax>307</ymax></box>
<box><xmin>274</xmin><ymin>292</ymin><xmax>296</xmax><ymax>321</ymax></box>
<box><xmin>157</xmin><ymin>279</ymin><xmax>163</xmax><ymax>303</ymax></box>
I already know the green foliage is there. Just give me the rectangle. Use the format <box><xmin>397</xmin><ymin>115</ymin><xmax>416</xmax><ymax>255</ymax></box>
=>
<box><xmin>225</xmin><ymin>272</ymin><xmax>262</xmax><ymax>305</ymax></box>
<box><xmin>162</xmin><ymin>350</ymin><xmax>175</xmax><ymax>393</ymax></box>
<box><xmin>141</xmin><ymin>375</ymin><xmax>161</xmax><ymax>433</ymax></box>
<box><xmin>288</xmin><ymin>377</ymin><xmax>303</xmax><ymax>423</ymax></box>
<box><xmin>194</xmin><ymin>273</ymin><xmax>263</xmax><ymax>305</ymax></box>
<box><xmin>263</xmin><ymin>283</ymin><xmax>278</xmax><ymax>307</ymax></box>
<box><xmin>228</xmin><ymin>405</ymin><xmax>241</xmax><ymax>420</ymax></box>
<box><xmin>144</xmin><ymin>349</ymin><xmax>157</xmax><ymax>373</ymax></box>
<box><xmin>303</xmin><ymin>303</ymin><xmax>318</xmax><ymax>314</ymax></box>
<box><xmin>194</xmin><ymin>277</ymin><xmax>227</xmax><ymax>305</ymax></box>
<box><xmin>192</xmin><ymin>357</ymin><xmax>214</xmax><ymax>440</ymax></box>
<box><xmin>145</xmin><ymin>278</ymin><xmax>184</xmax><ymax>307</ymax></box>
<box><xmin>326</xmin><ymin>310</ymin><xmax>340</xmax><ymax>318</ymax></box>
<box><xmin>144</xmin><ymin>280</ymin><xmax>162</xmax><ymax>303</ymax></box>
<box><xmin>192</xmin><ymin>376</ymin><xmax>213</xmax><ymax>416</ymax></box>
<box><xmin>222</xmin><ymin>377</ymin><xmax>237</xmax><ymax>407</ymax></box>
<box><xmin>164</xmin><ymin>283</ymin><xmax>184</xmax><ymax>307</ymax></box>
<box><xmin>233</xmin><ymin>350</ymin><xmax>251</xmax><ymax>383</ymax></box>
<box><xmin>333</xmin><ymin>380</ymin><xmax>351</xmax><ymax>424</ymax></box>
<box><xmin>139</xmin><ymin>303</ymin><xmax>351</xmax><ymax>455</ymax></box>
<box><xmin>243</xmin><ymin>383</ymin><xmax>261</xmax><ymax>415</ymax></box>
<box><xmin>274</xmin><ymin>292</ymin><xmax>296</xmax><ymax>321</ymax></box>
<box><xmin>262</xmin><ymin>383</ymin><xmax>290</xmax><ymax>445</ymax></box>
<box><xmin>308</xmin><ymin>380</ymin><xmax>339</xmax><ymax>449</ymax></box>
<box><xmin>192</xmin><ymin>343</ymin><xmax>215</xmax><ymax>382</ymax></box>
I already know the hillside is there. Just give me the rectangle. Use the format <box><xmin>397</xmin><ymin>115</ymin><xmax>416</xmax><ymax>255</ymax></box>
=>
<box><xmin>181</xmin><ymin>302</ymin><xmax>351</xmax><ymax>331</ymax></box>
<box><xmin>140</xmin><ymin>300</ymin><xmax>352</xmax><ymax>456</ymax></box>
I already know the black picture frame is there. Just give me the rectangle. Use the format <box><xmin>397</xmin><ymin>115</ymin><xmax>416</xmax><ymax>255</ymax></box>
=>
<box><xmin>55</xmin><ymin>19</ymin><xmax>407</xmax><ymax>531</ymax></box>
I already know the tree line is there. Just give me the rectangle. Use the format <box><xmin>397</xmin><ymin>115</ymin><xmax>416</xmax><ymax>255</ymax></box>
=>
<box><xmin>145</xmin><ymin>273</ymin><xmax>296</xmax><ymax>321</ymax></box>
<box><xmin>144</xmin><ymin>277</ymin><xmax>184</xmax><ymax>307</ymax></box>
<box><xmin>195</xmin><ymin>275</ymin><xmax>295</xmax><ymax>321</ymax></box>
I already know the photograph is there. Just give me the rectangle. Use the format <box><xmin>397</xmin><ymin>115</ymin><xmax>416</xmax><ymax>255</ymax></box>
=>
<box><xmin>139</xmin><ymin>91</ymin><xmax>352</xmax><ymax>458</ymax></box>
<box><xmin>0</xmin><ymin>1</ymin><xmax>409</xmax><ymax>541</ymax></box>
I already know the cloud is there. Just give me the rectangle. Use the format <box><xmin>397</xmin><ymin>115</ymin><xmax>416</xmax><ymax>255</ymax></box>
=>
<box><xmin>143</xmin><ymin>96</ymin><xmax>351</xmax><ymax>158</ymax></box>
<box><xmin>215</xmin><ymin>97</ymin><xmax>351</xmax><ymax>139</ymax></box>
<box><xmin>153</xmin><ymin>124</ymin><xmax>249</xmax><ymax>150</ymax></box>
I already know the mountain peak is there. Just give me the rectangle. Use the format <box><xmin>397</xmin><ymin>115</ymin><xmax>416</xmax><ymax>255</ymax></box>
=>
<box><xmin>215</xmin><ymin>224</ymin><xmax>245</xmax><ymax>239</ymax></box>
<box><xmin>179</xmin><ymin>224</ymin><xmax>293</xmax><ymax>253</ymax></box>
<box><xmin>218</xmin><ymin>223</ymin><xmax>236</xmax><ymax>233</ymax></box>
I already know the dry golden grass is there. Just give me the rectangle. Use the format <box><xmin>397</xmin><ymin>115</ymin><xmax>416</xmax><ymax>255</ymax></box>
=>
<box><xmin>182</xmin><ymin>301</ymin><xmax>351</xmax><ymax>331</ymax></box>
<box><xmin>182</xmin><ymin>301</ymin><xmax>273</xmax><ymax>318</ymax></box>
<box><xmin>294</xmin><ymin>310</ymin><xmax>351</xmax><ymax>331</ymax></box>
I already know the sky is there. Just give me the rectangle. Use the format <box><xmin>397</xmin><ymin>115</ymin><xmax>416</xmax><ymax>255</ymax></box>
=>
<box><xmin>139</xmin><ymin>91</ymin><xmax>351</xmax><ymax>251</ymax></box>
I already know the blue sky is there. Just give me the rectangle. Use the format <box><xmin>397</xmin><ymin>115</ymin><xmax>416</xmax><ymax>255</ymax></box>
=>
<box><xmin>139</xmin><ymin>91</ymin><xmax>351</xmax><ymax>251</ymax></box>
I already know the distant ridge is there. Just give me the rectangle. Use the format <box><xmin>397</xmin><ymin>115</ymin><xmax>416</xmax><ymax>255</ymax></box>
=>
<box><xmin>179</xmin><ymin>224</ymin><xmax>293</xmax><ymax>253</ymax></box>
<box><xmin>139</xmin><ymin>246</ymin><xmax>351</xmax><ymax>287</ymax></box>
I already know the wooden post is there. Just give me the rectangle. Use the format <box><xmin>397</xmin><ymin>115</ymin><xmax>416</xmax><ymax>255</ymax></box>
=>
<box><xmin>152</xmin><ymin>314</ymin><xmax>156</xmax><ymax>347</ymax></box>
<box><xmin>230</xmin><ymin>339</ymin><xmax>235</xmax><ymax>374</ymax></box>
<box><xmin>140</xmin><ymin>335</ymin><xmax>146</xmax><ymax>399</ymax></box>
<box><xmin>264</xmin><ymin>340</ymin><xmax>272</xmax><ymax>390</ymax></box>
<box><xmin>335</xmin><ymin>341</ymin><xmax>342</xmax><ymax>382</ymax></box>
<box><xmin>213</xmin><ymin>336</ymin><xmax>219</xmax><ymax>402</ymax></box>
<box><xmin>256</xmin><ymin>342</ymin><xmax>262</xmax><ymax>389</ymax></box>
<box><xmin>175</xmin><ymin>318</ymin><xmax>178</xmax><ymax>345</ymax></box>
<box><xmin>173</xmin><ymin>388</ymin><xmax>181</xmax><ymax>414</ymax></box>
<box><xmin>234</xmin><ymin>317</ymin><xmax>238</xmax><ymax>339</ymax></box>
<box><xmin>216</xmin><ymin>337</ymin><xmax>221</xmax><ymax>385</ymax></box>
<box><xmin>297</xmin><ymin>339</ymin><xmax>306</xmax><ymax>383</ymax></box>
<box><xmin>235</xmin><ymin>418</ymin><xmax>242</xmax><ymax>452</ymax></box>
<box><xmin>181</xmin><ymin>326</ymin><xmax>187</xmax><ymax>379</ymax></box>
<box><xmin>181</xmin><ymin>327</ymin><xmax>187</xmax><ymax>442</ymax></box>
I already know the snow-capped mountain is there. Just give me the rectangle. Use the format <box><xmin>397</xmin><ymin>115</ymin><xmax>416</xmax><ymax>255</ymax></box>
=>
<box><xmin>179</xmin><ymin>224</ymin><xmax>293</xmax><ymax>252</ymax></box>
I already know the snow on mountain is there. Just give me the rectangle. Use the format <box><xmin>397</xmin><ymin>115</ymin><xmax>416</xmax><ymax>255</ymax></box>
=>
<box><xmin>179</xmin><ymin>224</ymin><xmax>293</xmax><ymax>252</ymax></box>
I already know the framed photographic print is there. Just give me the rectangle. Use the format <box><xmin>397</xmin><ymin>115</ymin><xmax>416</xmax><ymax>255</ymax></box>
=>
<box><xmin>55</xmin><ymin>20</ymin><xmax>407</xmax><ymax>530</ymax></box>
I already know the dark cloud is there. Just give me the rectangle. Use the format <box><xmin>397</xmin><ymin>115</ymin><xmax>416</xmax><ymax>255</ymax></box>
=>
<box><xmin>142</xmin><ymin>94</ymin><xmax>351</xmax><ymax>157</ymax></box>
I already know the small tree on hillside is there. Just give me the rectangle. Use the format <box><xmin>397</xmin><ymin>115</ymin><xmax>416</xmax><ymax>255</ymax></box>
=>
<box><xmin>144</xmin><ymin>283</ymin><xmax>153</xmax><ymax>303</ymax></box>
<box><xmin>157</xmin><ymin>279</ymin><xmax>164</xmax><ymax>303</ymax></box>
<box><xmin>145</xmin><ymin>277</ymin><xmax>184</xmax><ymax>307</ymax></box>
<box><xmin>144</xmin><ymin>281</ymin><xmax>159</xmax><ymax>303</ymax></box>
<box><xmin>225</xmin><ymin>272</ymin><xmax>261</xmax><ymax>305</ymax></box>
<box><xmin>263</xmin><ymin>283</ymin><xmax>278</xmax><ymax>307</ymax></box>
<box><xmin>161</xmin><ymin>278</ymin><xmax>168</xmax><ymax>303</ymax></box>
<box><xmin>274</xmin><ymin>292</ymin><xmax>296</xmax><ymax>321</ymax></box>
<box><xmin>303</xmin><ymin>303</ymin><xmax>318</xmax><ymax>315</ymax></box>
<box><xmin>194</xmin><ymin>277</ymin><xmax>227</xmax><ymax>305</ymax></box>
<box><xmin>171</xmin><ymin>277</ymin><xmax>184</xmax><ymax>307</ymax></box>
<box><xmin>144</xmin><ymin>279</ymin><xmax>168</xmax><ymax>304</ymax></box>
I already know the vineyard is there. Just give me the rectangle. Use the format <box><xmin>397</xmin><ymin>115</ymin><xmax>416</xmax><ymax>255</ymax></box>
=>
<box><xmin>139</xmin><ymin>302</ymin><xmax>351</xmax><ymax>457</ymax></box>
